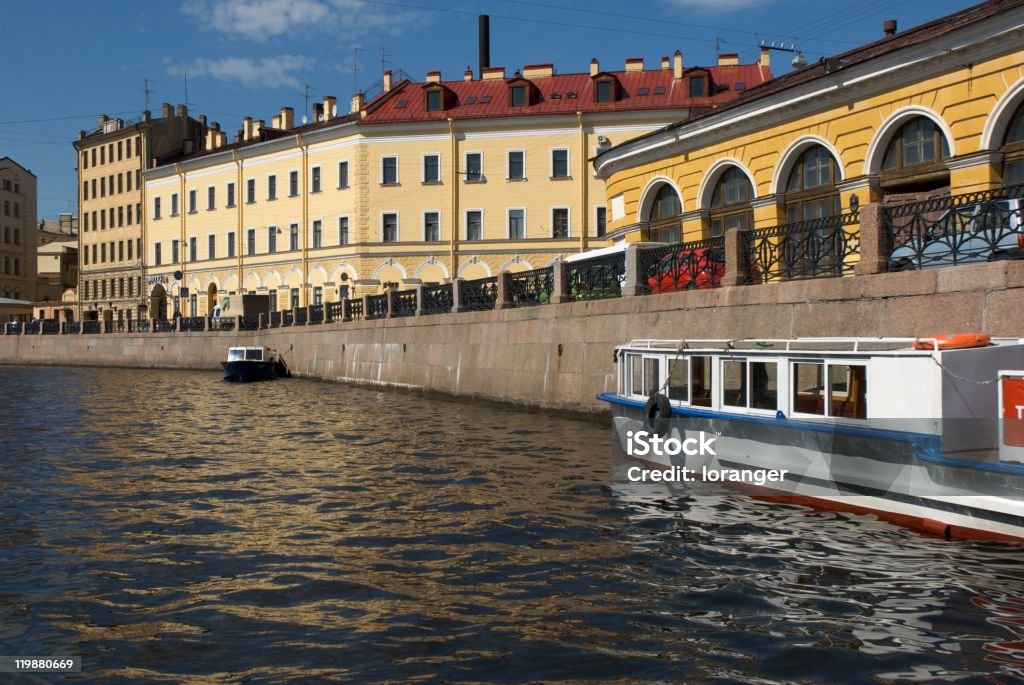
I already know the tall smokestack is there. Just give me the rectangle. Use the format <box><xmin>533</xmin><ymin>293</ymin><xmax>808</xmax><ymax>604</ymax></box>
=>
<box><xmin>479</xmin><ymin>15</ymin><xmax>490</xmax><ymax>79</ymax></box>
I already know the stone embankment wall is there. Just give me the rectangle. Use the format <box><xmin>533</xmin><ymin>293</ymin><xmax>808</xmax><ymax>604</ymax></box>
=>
<box><xmin>2</xmin><ymin>260</ymin><xmax>1023</xmax><ymax>414</ymax></box>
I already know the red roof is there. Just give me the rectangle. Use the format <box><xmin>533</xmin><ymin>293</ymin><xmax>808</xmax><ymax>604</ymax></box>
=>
<box><xmin>360</xmin><ymin>64</ymin><xmax>769</xmax><ymax>124</ymax></box>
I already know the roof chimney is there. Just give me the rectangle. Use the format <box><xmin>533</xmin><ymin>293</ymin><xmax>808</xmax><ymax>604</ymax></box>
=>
<box><xmin>884</xmin><ymin>19</ymin><xmax>897</xmax><ymax>36</ymax></box>
<box><xmin>426</xmin><ymin>70</ymin><xmax>442</xmax><ymax>83</ymax></box>
<box><xmin>673</xmin><ymin>51</ymin><xmax>683</xmax><ymax>79</ymax></box>
<box><xmin>590</xmin><ymin>58</ymin><xmax>599</xmax><ymax>77</ymax></box>
<box><xmin>98</xmin><ymin>114</ymin><xmax>109</xmax><ymax>129</ymax></box>
<box><xmin>272</xmin><ymin>115</ymin><xmax>281</xmax><ymax>129</ymax></box>
<box><xmin>141</xmin><ymin>110</ymin><xmax>151</xmax><ymax>122</ymax></box>
<box><xmin>243</xmin><ymin>116</ymin><xmax>253</xmax><ymax>141</ymax></box>
<box><xmin>198</xmin><ymin>114</ymin><xmax>207</xmax><ymax>126</ymax></box>
<box><xmin>383</xmin><ymin>70</ymin><xmax>393</xmax><ymax>92</ymax></box>
<box><xmin>351</xmin><ymin>91</ymin><xmax>366</xmax><ymax>115</ymax></box>
<box><xmin>661</xmin><ymin>56</ymin><xmax>670</xmax><ymax>70</ymax></box>
<box><xmin>313</xmin><ymin>103</ymin><xmax>324</xmax><ymax>122</ymax></box>
<box><xmin>464</xmin><ymin>67</ymin><xmax>473</xmax><ymax>81</ymax></box>
<box><xmin>161</xmin><ymin>102</ymin><xmax>173</xmax><ymax>118</ymax></box>
<box><xmin>523</xmin><ymin>63</ymin><xmax>554</xmax><ymax>78</ymax></box>
<box><xmin>760</xmin><ymin>46</ymin><xmax>771</xmax><ymax>67</ymax></box>
<box><xmin>625</xmin><ymin>57</ymin><xmax>644</xmax><ymax>72</ymax></box>
<box><xmin>478</xmin><ymin>15</ymin><xmax>490</xmax><ymax>79</ymax></box>
<box><xmin>482</xmin><ymin>66</ymin><xmax>505</xmax><ymax>80</ymax></box>
<box><xmin>175</xmin><ymin>103</ymin><xmax>187</xmax><ymax>117</ymax></box>
<box><xmin>252</xmin><ymin>120</ymin><xmax>264</xmax><ymax>138</ymax></box>
<box><xmin>280</xmin><ymin>106</ymin><xmax>294</xmax><ymax>130</ymax></box>
<box><xmin>323</xmin><ymin>95</ymin><xmax>337</xmax><ymax>120</ymax></box>
<box><xmin>717</xmin><ymin>52</ymin><xmax>739</xmax><ymax>67</ymax></box>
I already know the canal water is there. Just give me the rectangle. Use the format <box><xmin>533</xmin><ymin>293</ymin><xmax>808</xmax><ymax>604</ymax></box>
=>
<box><xmin>1</xmin><ymin>366</ymin><xmax>1023</xmax><ymax>684</ymax></box>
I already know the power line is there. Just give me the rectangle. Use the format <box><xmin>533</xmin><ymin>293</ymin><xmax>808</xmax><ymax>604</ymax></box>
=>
<box><xmin>0</xmin><ymin>111</ymin><xmax>138</xmax><ymax>126</ymax></box>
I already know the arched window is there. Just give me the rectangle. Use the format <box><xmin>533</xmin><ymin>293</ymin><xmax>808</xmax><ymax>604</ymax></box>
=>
<box><xmin>710</xmin><ymin>167</ymin><xmax>753</xmax><ymax>236</ymax></box>
<box><xmin>880</xmin><ymin>117</ymin><xmax>950</xmax><ymax>191</ymax></box>
<box><xmin>785</xmin><ymin>146</ymin><xmax>840</xmax><ymax>222</ymax></box>
<box><xmin>1002</xmin><ymin>102</ymin><xmax>1024</xmax><ymax>186</ymax></box>
<box><xmin>647</xmin><ymin>184</ymin><xmax>682</xmax><ymax>243</ymax></box>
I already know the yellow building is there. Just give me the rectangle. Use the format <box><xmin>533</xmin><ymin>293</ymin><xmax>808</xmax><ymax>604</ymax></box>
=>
<box><xmin>0</xmin><ymin>157</ymin><xmax>38</xmax><ymax>321</ymax></box>
<box><xmin>74</xmin><ymin>104</ymin><xmax>208</xmax><ymax>323</ymax></box>
<box><xmin>142</xmin><ymin>54</ymin><xmax>770</xmax><ymax>316</ymax></box>
<box><xmin>595</xmin><ymin>0</ymin><xmax>1024</xmax><ymax>264</ymax></box>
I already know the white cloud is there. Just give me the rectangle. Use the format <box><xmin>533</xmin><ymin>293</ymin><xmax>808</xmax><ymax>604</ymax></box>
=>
<box><xmin>182</xmin><ymin>0</ymin><xmax>419</xmax><ymax>42</ymax></box>
<box><xmin>167</xmin><ymin>55</ymin><xmax>315</xmax><ymax>89</ymax></box>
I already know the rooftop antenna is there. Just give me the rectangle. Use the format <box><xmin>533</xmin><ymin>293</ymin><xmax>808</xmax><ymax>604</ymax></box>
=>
<box><xmin>302</xmin><ymin>84</ymin><xmax>317</xmax><ymax>121</ymax></box>
<box><xmin>143</xmin><ymin>78</ymin><xmax>153</xmax><ymax>113</ymax></box>
<box><xmin>380</xmin><ymin>48</ymin><xmax>391</xmax><ymax>75</ymax></box>
<box><xmin>760</xmin><ymin>40</ymin><xmax>806</xmax><ymax>68</ymax></box>
<box><xmin>184</xmin><ymin>72</ymin><xmax>189</xmax><ymax>110</ymax></box>
<box><xmin>353</xmin><ymin>46</ymin><xmax>363</xmax><ymax>94</ymax></box>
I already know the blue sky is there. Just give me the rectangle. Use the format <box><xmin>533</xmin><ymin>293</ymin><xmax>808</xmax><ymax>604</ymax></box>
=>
<box><xmin>3</xmin><ymin>0</ymin><xmax>979</xmax><ymax>220</ymax></box>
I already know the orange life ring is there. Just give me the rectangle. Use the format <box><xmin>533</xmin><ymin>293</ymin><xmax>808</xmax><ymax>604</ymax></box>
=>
<box><xmin>913</xmin><ymin>333</ymin><xmax>991</xmax><ymax>350</ymax></box>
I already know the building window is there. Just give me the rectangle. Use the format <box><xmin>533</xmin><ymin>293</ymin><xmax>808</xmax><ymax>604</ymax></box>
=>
<box><xmin>91</xmin><ymin>149</ymin><xmax>96</xmax><ymax>167</ymax></box>
<box><xmin>338</xmin><ymin>161</ymin><xmax>349</xmax><ymax>189</ymax></box>
<box><xmin>785</xmin><ymin>145</ymin><xmax>840</xmax><ymax>222</ymax></box>
<box><xmin>170</xmin><ymin>193</ymin><xmax>179</xmax><ymax>216</ymax></box>
<box><xmin>426</xmin><ymin>89</ymin><xmax>442</xmax><ymax>112</ymax></box>
<box><xmin>313</xmin><ymin>286</ymin><xmax>323</xmax><ymax>305</ymax></box>
<box><xmin>189</xmin><ymin>236</ymin><xmax>197</xmax><ymax>262</ymax></box>
<box><xmin>118</xmin><ymin>206</ymin><xmax>124</xmax><ymax>227</ymax></box>
<box><xmin>289</xmin><ymin>223</ymin><xmax>299</xmax><ymax>250</ymax></box>
<box><xmin>688</xmin><ymin>75</ymin><xmax>706</xmax><ymax>98</ymax></box>
<box><xmin>100</xmin><ymin>178</ymin><xmax>105</xmax><ymax>198</ymax></box>
<box><xmin>508</xmin><ymin>209</ymin><xmax>525</xmax><ymax>239</ymax></box>
<box><xmin>338</xmin><ymin>217</ymin><xmax>350</xmax><ymax>245</ymax></box>
<box><xmin>465</xmin><ymin>152</ymin><xmax>483</xmax><ymax>182</ymax></box>
<box><xmin>118</xmin><ymin>240</ymin><xmax>124</xmax><ymax>262</ymax></box>
<box><xmin>153</xmin><ymin>197</ymin><xmax>161</xmax><ymax>219</ymax></box>
<box><xmin>227</xmin><ymin>182</ymin><xmax>236</xmax><ymax>207</ymax></box>
<box><xmin>466</xmin><ymin>210</ymin><xmax>483</xmax><ymax>240</ymax></box>
<box><xmin>171</xmin><ymin>239</ymin><xmax>179</xmax><ymax>264</ymax></box>
<box><xmin>710</xmin><ymin>167</ymin><xmax>753</xmax><ymax>237</ymax></box>
<box><xmin>312</xmin><ymin>220</ymin><xmax>322</xmax><ymax>248</ymax></box>
<box><xmin>127</xmin><ymin>204</ymin><xmax>133</xmax><ymax>225</ymax></box>
<box><xmin>595</xmin><ymin>80</ymin><xmax>613</xmax><ymax>103</ymax></box>
<box><xmin>127</xmin><ymin>239</ymin><xmax>133</xmax><ymax>260</ymax></box>
<box><xmin>510</xmin><ymin>85</ymin><xmax>526</xmax><ymax>107</ymax></box>
<box><xmin>268</xmin><ymin>174</ymin><xmax>277</xmax><ymax>200</ymax></box>
<box><xmin>268</xmin><ymin>227</ymin><xmax>277</xmax><ymax>253</ymax></box>
<box><xmin>209</xmin><ymin>234</ymin><xmax>216</xmax><ymax>259</ymax></box>
<box><xmin>188</xmin><ymin>189</ymin><xmax>197</xmax><ymax>213</ymax></box>
<box><xmin>246</xmin><ymin>179</ymin><xmax>255</xmax><ymax>204</ymax></box>
<box><xmin>382</xmin><ymin>157</ymin><xmax>398</xmax><ymax>185</ymax></box>
<box><xmin>551</xmin><ymin>149</ymin><xmax>569</xmax><ymax>178</ymax></box>
<box><xmin>208</xmin><ymin>186</ymin><xmax>215</xmax><ymax>210</ymax></box>
<box><xmin>311</xmin><ymin>166</ymin><xmax>321</xmax><ymax>193</ymax></box>
<box><xmin>382</xmin><ymin>213</ymin><xmax>398</xmax><ymax>242</ymax></box>
<box><xmin>508</xmin><ymin>150</ymin><xmax>525</xmax><ymax>180</ymax></box>
<box><xmin>880</xmin><ymin>117</ymin><xmax>950</xmax><ymax>191</ymax></box>
<box><xmin>247</xmin><ymin>228</ymin><xmax>256</xmax><ymax>255</ymax></box>
<box><xmin>117</xmin><ymin>174</ymin><xmax>123</xmax><ymax>194</ymax></box>
<box><xmin>227</xmin><ymin>232</ymin><xmax>236</xmax><ymax>257</ymax></box>
<box><xmin>92</xmin><ymin>245</ymin><xmax>97</xmax><ymax>264</ymax></box>
<box><xmin>1002</xmin><ymin>102</ymin><xmax>1024</xmax><ymax>185</ymax></box>
<box><xmin>552</xmin><ymin>208</ymin><xmax>569</xmax><ymax>238</ymax></box>
<box><xmin>596</xmin><ymin>206</ymin><xmax>607</xmax><ymax>237</ymax></box>
<box><xmin>424</xmin><ymin>211</ymin><xmax>440</xmax><ymax>241</ymax></box>
<box><xmin>126</xmin><ymin>171</ymin><xmax>132</xmax><ymax>192</ymax></box>
<box><xmin>423</xmin><ymin>154</ymin><xmax>440</xmax><ymax>183</ymax></box>
<box><xmin>290</xmin><ymin>288</ymin><xmax>299</xmax><ymax>308</ymax></box>
<box><xmin>91</xmin><ymin>179</ymin><xmax>96</xmax><ymax>199</ymax></box>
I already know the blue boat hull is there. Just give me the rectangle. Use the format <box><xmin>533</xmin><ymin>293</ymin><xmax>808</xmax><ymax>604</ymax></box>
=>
<box><xmin>222</xmin><ymin>360</ymin><xmax>278</xmax><ymax>382</ymax></box>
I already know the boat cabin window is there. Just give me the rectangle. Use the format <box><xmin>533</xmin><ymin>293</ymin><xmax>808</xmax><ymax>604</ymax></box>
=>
<box><xmin>691</xmin><ymin>356</ymin><xmax>712</xmax><ymax>407</ymax></box>
<box><xmin>625</xmin><ymin>353</ymin><xmax>661</xmax><ymax>397</ymax></box>
<box><xmin>227</xmin><ymin>348</ymin><xmax>245</xmax><ymax>362</ymax></box>
<box><xmin>668</xmin><ymin>358</ymin><xmax>688</xmax><ymax>402</ymax></box>
<box><xmin>245</xmin><ymin>348</ymin><xmax>264</xmax><ymax>361</ymax></box>
<box><xmin>644</xmin><ymin>358</ymin><xmax>661</xmax><ymax>396</ymax></box>
<box><xmin>791</xmin><ymin>360</ymin><xmax>867</xmax><ymax>419</ymax></box>
<box><xmin>721</xmin><ymin>358</ymin><xmax>779</xmax><ymax>411</ymax></box>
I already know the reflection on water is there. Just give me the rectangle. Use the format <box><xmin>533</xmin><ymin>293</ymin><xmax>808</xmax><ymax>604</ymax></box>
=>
<box><xmin>0</xmin><ymin>366</ymin><xmax>1022</xmax><ymax>683</ymax></box>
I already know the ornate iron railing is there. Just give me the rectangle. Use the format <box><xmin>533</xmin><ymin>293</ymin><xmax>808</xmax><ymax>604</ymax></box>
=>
<box><xmin>506</xmin><ymin>267</ymin><xmax>554</xmax><ymax>307</ymax></box>
<box><xmin>294</xmin><ymin>307</ymin><xmax>308</xmax><ymax>325</ymax></box>
<box><xmin>270</xmin><ymin>311</ymin><xmax>281</xmax><ymax>328</ymax></box>
<box><xmin>567</xmin><ymin>252</ymin><xmax>625</xmax><ymax>300</ymax></box>
<box><xmin>82</xmin><ymin>320</ymin><xmax>101</xmax><ymax>334</ymax></box>
<box><xmin>459</xmin><ymin>276</ymin><xmax>498</xmax><ymax>311</ymax></box>
<box><xmin>366</xmin><ymin>294</ymin><xmax>389</xmax><ymax>319</ymax></box>
<box><xmin>390</xmin><ymin>289</ymin><xmax>417</xmax><ymax>317</ymax></box>
<box><xmin>282</xmin><ymin>310</ymin><xmax>294</xmax><ymax>327</ymax></box>
<box><xmin>181</xmin><ymin>316</ymin><xmax>206</xmax><ymax>332</ymax></box>
<box><xmin>102</xmin><ymin>321</ymin><xmax>113</xmax><ymax>334</ymax></box>
<box><xmin>64</xmin><ymin>321</ymin><xmax>81</xmax><ymax>335</ymax></box>
<box><xmin>639</xmin><ymin>236</ymin><xmax>726</xmax><ymax>294</ymax></box>
<box><xmin>239</xmin><ymin>316</ymin><xmax>260</xmax><ymax>331</ymax></box>
<box><xmin>309</xmin><ymin>304</ymin><xmax>324</xmax><ymax>324</ymax></box>
<box><xmin>5</xmin><ymin>321</ymin><xmax>23</xmax><ymax>335</ymax></box>
<box><xmin>345</xmin><ymin>298</ymin><xmax>363</xmax><ymax>321</ymax></box>
<box><xmin>326</xmin><ymin>301</ymin><xmax>343</xmax><ymax>322</ymax></box>
<box><xmin>745</xmin><ymin>213</ymin><xmax>860</xmax><ymax>284</ymax></box>
<box><xmin>421</xmin><ymin>283</ymin><xmax>453</xmax><ymax>315</ymax></box>
<box><xmin>41</xmin><ymin>320</ymin><xmax>59</xmax><ymax>335</ymax></box>
<box><xmin>217</xmin><ymin>318</ymin><xmax>237</xmax><ymax>332</ymax></box>
<box><xmin>128</xmin><ymin>319</ymin><xmax>148</xmax><ymax>333</ymax></box>
<box><xmin>883</xmin><ymin>185</ymin><xmax>1024</xmax><ymax>271</ymax></box>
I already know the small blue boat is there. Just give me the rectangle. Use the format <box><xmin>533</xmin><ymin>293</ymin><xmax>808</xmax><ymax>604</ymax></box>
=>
<box><xmin>222</xmin><ymin>346</ymin><xmax>291</xmax><ymax>382</ymax></box>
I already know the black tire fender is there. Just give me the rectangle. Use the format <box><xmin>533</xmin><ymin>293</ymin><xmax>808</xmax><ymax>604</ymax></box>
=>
<box><xmin>644</xmin><ymin>393</ymin><xmax>672</xmax><ymax>436</ymax></box>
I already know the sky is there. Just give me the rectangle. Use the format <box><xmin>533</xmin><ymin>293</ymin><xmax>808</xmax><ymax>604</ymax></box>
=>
<box><xmin>2</xmin><ymin>0</ymin><xmax>982</xmax><ymax>221</ymax></box>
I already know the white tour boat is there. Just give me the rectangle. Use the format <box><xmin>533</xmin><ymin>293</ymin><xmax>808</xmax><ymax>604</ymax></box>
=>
<box><xmin>599</xmin><ymin>335</ymin><xmax>1024</xmax><ymax>542</ymax></box>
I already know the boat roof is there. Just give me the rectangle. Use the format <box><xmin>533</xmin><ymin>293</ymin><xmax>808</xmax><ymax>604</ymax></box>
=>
<box><xmin>228</xmin><ymin>345</ymin><xmax>266</xmax><ymax>351</ymax></box>
<box><xmin>618</xmin><ymin>337</ymin><xmax>1024</xmax><ymax>356</ymax></box>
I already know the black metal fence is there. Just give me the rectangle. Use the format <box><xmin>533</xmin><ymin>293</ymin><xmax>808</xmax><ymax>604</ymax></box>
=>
<box><xmin>294</xmin><ymin>307</ymin><xmax>308</xmax><ymax>325</ymax></box>
<box><xmin>459</xmin><ymin>276</ymin><xmax>497</xmax><ymax>311</ymax></box>
<box><xmin>745</xmin><ymin>213</ymin><xmax>860</xmax><ymax>283</ymax></box>
<box><xmin>505</xmin><ymin>267</ymin><xmax>553</xmax><ymax>307</ymax></box>
<box><xmin>41</xmin><ymin>320</ymin><xmax>60</xmax><ymax>335</ymax></box>
<box><xmin>282</xmin><ymin>310</ymin><xmax>294</xmax><ymax>327</ymax></box>
<box><xmin>366</xmin><ymin>294</ymin><xmax>388</xmax><ymax>319</ymax></box>
<box><xmin>390</xmin><ymin>289</ymin><xmax>417</xmax><ymax>317</ymax></box>
<box><xmin>639</xmin><ymin>236</ymin><xmax>726</xmax><ymax>294</ymax></box>
<box><xmin>421</xmin><ymin>283</ymin><xmax>453</xmax><ymax>315</ymax></box>
<box><xmin>883</xmin><ymin>184</ymin><xmax>1024</xmax><ymax>271</ymax></box>
<box><xmin>326</xmin><ymin>301</ymin><xmax>343</xmax><ymax>322</ymax></box>
<box><xmin>181</xmin><ymin>316</ymin><xmax>206</xmax><ymax>332</ymax></box>
<box><xmin>567</xmin><ymin>251</ymin><xmax>625</xmax><ymax>300</ymax></box>
<box><xmin>345</xmin><ymin>298</ymin><xmax>363</xmax><ymax>321</ymax></box>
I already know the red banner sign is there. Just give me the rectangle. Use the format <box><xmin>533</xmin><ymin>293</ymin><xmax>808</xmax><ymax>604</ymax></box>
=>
<box><xmin>1001</xmin><ymin>377</ymin><xmax>1024</xmax><ymax>447</ymax></box>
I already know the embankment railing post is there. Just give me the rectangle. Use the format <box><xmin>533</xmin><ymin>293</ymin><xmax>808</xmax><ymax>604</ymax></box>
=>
<box><xmin>854</xmin><ymin>203</ymin><xmax>887</xmax><ymax>276</ymax></box>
